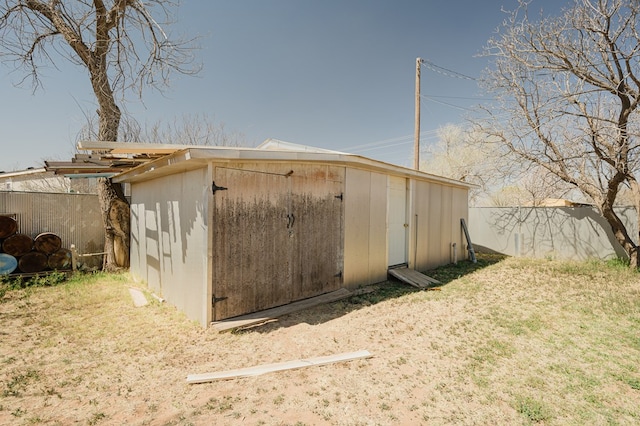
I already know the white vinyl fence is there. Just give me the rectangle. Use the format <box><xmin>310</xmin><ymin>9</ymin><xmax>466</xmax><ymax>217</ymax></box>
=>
<box><xmin>469</xmin><ymin>206</ymin><xmax>637</xmax><ymax>261</ymax></box>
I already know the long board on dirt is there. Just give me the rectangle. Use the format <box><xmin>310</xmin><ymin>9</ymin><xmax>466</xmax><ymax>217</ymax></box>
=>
<box><xmin>388</xmin><ymin>267</ymin><xmax>441</xmax><ymax>289</ymax></box>
<box><xmin>211</xmin><ymin>288</ymin><xmax>353</xmax><ymax>333</ymax></box>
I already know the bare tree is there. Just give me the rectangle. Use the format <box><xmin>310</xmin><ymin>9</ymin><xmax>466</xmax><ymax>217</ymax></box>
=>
<box><xmin>421</xmin><ymin>124</ymin><xmax>508</xmax><ymax>205</ymax></box>
<box><xmin>490</xmin><ymin>168</ymin><xmax>577</xmax><ymax>207</ymax></box>
<box><xmin>77</xmin><ymin>112</ymin><xmax>248</xmax><ymax>146</ymax></box>
<box><xmin>476</xmin><ymin>0</ymin><xmax>640</xmax><ymax>266</ymax></box>
<box><xmin>76</xmin><ymin>110</ymin><xmax>144</xmax><ymax>143</ymax></box>
<box><xmin>0</xmin><ymin>1</ymin><xmax>198</xmax><ymax>270</ymax></box>
<box><xmin>142</xmin><ymin>113</ymin><xmax>248</xmax><ymax>146</ymax></box>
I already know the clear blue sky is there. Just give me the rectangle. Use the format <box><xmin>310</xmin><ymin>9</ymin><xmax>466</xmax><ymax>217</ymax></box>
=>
<box><xmin>0</xmin><ymin>0</ymin><xmax>568</xmax><ymax>172</ymax></box>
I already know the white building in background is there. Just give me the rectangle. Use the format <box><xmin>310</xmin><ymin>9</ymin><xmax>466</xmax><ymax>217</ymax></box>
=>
<box><xmin>0</xmin><ymin>168</ymin><xmax>97</xmax><ymax>193</ymax></box>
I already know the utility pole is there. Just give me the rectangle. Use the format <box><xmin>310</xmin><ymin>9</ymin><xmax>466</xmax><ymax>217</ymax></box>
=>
<box><xmin>414</xmin><ymin>57</ymin><xmax>422</xmax><ymax>170</ymax></box>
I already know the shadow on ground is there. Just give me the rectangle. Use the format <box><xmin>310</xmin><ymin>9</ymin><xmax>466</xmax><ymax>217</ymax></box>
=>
<box><xmin>231</xmin><ymin>252</ymin><xmax>507</xmax><ymax>335</ymax></box>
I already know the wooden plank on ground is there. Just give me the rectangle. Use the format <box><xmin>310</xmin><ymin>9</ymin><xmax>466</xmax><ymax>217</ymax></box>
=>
<box><xmin>388</xmin><ymin>267</ymin><xmax>441</xmax><ymax>289</ymax></box>
<box><xmin>211</xmin><ymin>288</ymin><xmax>353</xmax><ymax>333</ymax></box>
<box><xmin>409</xmin><ymin>269</ymin><xmax>441</xmax><ymax>285</ymax></box>
<box><xmin>187</xmin><ymin>350</ymin><xmax>372</xmax><ymax>384</ymax></box>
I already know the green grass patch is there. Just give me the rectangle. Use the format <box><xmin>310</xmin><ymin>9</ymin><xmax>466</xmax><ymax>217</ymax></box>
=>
<box><xmin>515</xmin><ymin>395</ymin><xmax>553</xmax><ymax>423</ymax></box>
<box><xmin>0</xmin><ymin>271</ymin><xmax>68</xmax><ymax>300</ymax></box>
<box><xmin>427</xmin><ymin>253</ymin><xmax>507</xmax><ymax>284</ymax></box>
<box><xmin>3</xmin><ymin>369</ymin><xmax>40</xmax><ymax>397</ymax></box>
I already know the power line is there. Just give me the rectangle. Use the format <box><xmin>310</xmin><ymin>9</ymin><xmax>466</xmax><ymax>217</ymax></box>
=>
<box><xmin>344</xmin><ymin>130</ymin><xmax>439</xmax><ymax>153</ymax></box>
<box><xmin>422</xmin><ymin>96</ymin><xmax>477</xmax><ymax>112</ymax></box>
<box><xmin>421</xmin><ymin>59</ymin><xmax>477</xmax><ymax>81</ymax></box>
<box><xmin>426</xmin><ymin>94</ymin><xmax>495</xmax><ymax>101</ymax></box>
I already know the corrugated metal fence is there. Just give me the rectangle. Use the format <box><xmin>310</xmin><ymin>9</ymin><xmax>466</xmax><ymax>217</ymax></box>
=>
<box><xmin>1</xmin><ymin>191</ymin><xmax>104</xmax><ymax>268</ymax></box>
<box><xmin>469</xmin><ymin>206</ymin><xmax>637</xmax><ymax>261</ymax></box>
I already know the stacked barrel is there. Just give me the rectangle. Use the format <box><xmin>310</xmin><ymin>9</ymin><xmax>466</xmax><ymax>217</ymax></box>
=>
<box><xmin>0</xmin><ymin>215</ymin><xmax>72</xmax><ymax>275</ymax></box>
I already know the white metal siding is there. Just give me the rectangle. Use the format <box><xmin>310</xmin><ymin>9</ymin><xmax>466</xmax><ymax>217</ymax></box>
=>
<box><xmin>410</xmin><ymin>181</ymin><xmax>468</xmax><ymax>271</ymax></box>
<box><xmin>343</xmin><ymin>168</ymin><xmax>387</xmax><ymax>288</ymax></box>
<box><xmin>129</xmin><ymin>168</ymin><xmax>209</xmax><ymax>325</ymax></box>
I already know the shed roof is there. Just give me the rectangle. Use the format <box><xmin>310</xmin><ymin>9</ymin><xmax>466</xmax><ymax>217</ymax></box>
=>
<box><xmin>257</xmin><ymin>138</ymin><xmax>348</xmax><ymax>154</ymax></box>
<box><xmin>104</xmin><ymin>141</ymin><xmax>474</xmax><ymax>189</ymax></box>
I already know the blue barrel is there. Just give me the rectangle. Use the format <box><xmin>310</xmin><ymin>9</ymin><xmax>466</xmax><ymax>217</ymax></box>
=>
<box><xmin>0</xmin><ymin>253</ymin><xmax>18</xmax><ymax>275</ymax></box>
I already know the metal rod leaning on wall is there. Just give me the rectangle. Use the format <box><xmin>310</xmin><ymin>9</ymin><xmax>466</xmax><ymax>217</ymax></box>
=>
<box><xmin>460</xmin><ymin>218</ymin><xmax>477</xmax><ymax>263</ymax></box>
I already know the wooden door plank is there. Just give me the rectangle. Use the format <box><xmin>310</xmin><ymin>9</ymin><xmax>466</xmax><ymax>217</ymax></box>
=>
<box><xmin>388</xmin><ymin>268</ymin><xmax>423</xmax><ymax>288</ymax></box>
<box><xmin>187</xmin><ymin>350</ymin><xmax>372</xmax><ymax>384</ymax></box>
<box><xmin>290</xmin><ymin>165</ymin><xmax>345</xmax><ymax>301</ymax></box>
<box><xmin>388</xmin><ymin>267</ymin><xmax>441</xmax><ymax>289</ymax></box>
<box><xmin>401</xmin><ymin>268</ymin><xmax>441</xmax><ymax>285</ymax></box>
<box><xmin>211</xmin><ymin>288</ymin><xmax>352</xmax><ymax>332</ymax></box>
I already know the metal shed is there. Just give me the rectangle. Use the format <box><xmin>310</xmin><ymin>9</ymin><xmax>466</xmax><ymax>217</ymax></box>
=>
<box><xmin>112</xmin><ymin>142</ymin><xmax>472</xmax><ymax>326</ymax></box>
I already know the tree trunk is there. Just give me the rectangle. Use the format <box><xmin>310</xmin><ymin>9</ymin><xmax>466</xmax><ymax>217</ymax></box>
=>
<box><xmin>601</xmin><ymin>203</ymin><xmax>639</xmax><ymax>268</ymax></box>
<box><xmin>626</xmin><ymin>178</ymin><xmax>640</xmax><ymax>268</ymax></box>
<box><xmin>92</xmin><ymin>62</ymin><xmax>129</xmax><ymax>271</ymax></box>
<box><xmin>97</xmin><ymin>177</ymin><xmax>130</xmax><ymax>271</ymax></box>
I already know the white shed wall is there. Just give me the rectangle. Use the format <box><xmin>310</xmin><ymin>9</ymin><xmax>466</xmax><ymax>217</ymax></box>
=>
<box><xmin>411</xmin><ymin>181</ymin><xmax>469</xmax><ymax>270</ymax></box>
<box><xmin>343</xmin><ymin>168</ymin><xmax>388</xmax><ymax>288</ymax></box>
<box><xmin>129</xmin><ymin>167</ymin><xmax>210</xmax><ymax>324</ymax></box>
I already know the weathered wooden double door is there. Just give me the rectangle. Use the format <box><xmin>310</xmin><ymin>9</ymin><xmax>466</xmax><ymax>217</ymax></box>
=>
<box><xmin>212</xmin><ymin>164</ymin><xmax>344</xmax><ymax>320</ymax></box>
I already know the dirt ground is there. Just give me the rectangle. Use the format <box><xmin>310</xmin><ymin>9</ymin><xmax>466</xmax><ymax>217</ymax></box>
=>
<box><xmin>1</xmin><ymin>255</ymin><xmax>639</xmax><ymax>425</ymax></box>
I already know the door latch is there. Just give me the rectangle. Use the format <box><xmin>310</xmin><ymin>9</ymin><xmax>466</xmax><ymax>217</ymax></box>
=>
<box><xmin>212</xmin><ymin>295</ymin><xmax>228</xmax><ymax>305</ymax></box>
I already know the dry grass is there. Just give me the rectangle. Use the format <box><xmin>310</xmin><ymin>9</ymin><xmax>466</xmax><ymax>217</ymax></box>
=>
<box><xmin>1</xmin><ymin>255</ymin><xmax>639</xmax><ymax>425</ymax></box>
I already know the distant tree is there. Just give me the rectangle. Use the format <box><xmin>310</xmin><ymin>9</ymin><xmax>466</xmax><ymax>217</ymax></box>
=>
<box><xmin>77</xmin><ymin>112</ymin><xmax>248</xmax><ymax>147</ymax></box>
<box><xmin>141</xmin><ymin>113</ymin><xmax>248</xmax><ymax>146</ymax></box>
<box><xmin>476</xmin><ymin>0</ymin><xmax>640</xmax><ymax>266</ymax></box>
<box><xmin>489</xmin><ymin>168</ymin><xmax>576</xmax><ymax>207</ymax></box>
<box><xmin>421</xmin><ymin>124</ymin><xmax>509</xmax><ymax>205</ymax></box>
<box><xmin>0</xmin><ymin>1</ymin><xmax>198</xmax><ymax>270</ymax></box>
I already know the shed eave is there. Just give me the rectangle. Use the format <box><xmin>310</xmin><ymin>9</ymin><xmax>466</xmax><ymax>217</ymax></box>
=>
<box><xmin>112</xmin><ymin>147</ymin><xmax>474</xmax><ymax>190</ymax></box>
<box><xmin>111</xmin><ymin>149</ymin><xmax>208</xmax><ymax>184</ymax></box>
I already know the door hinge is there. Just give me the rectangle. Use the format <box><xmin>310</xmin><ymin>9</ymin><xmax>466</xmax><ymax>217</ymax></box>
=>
<box><xmin>212</xmin><ymin>181</ymin><xmax>228</xmax><ymax>195</ymax></box>
<box><xmin>335</xmin><ymin>193</ymin><xmax>343</xmax><ymax>201</ymax></box>
<box><xmin>212</xmin><ymin>295</ymin><xmax>228</xmax><ymax>305</ymax></box>
<box><xmin>334</xmin><ymin>271</ymin><xmax>343</xmax><ymax>279</ymax></box>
